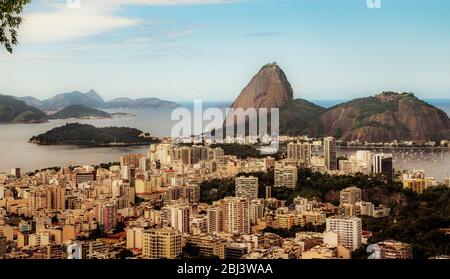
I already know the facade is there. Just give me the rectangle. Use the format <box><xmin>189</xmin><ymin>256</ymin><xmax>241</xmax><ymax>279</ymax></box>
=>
<box><xmin>210</xmin><ymin>197</ymin><xmax>251</xmax><ymax>234</ymax></box>
<box><xmin>126</xmin><ymin>227</ymin><xmax>144</xmax><ymax>249</ymax></box>
<box><xmin>235</xmin><ymin>176</ymin><xmax>259</xmax><ymax>200</ymax></box>
<box><xmin>324</xmin><ymin>137</ymin><xmax>337</xmax><ymax>171</ymax></box>
<box><xmin>274</xmin><ymin>165</ymin><xmax>298</xmax><ymax>189</ymax></box>
<box><xmin>0</xmin><ymin>236</ymin><xmax>6</xmax><ymax>259</ymax></box>
<box><xmin>287</xmin><ymin>142</ymin><xmax>312</xmax><ymax>164</ymax></box>
<box><xmin>96</xmin><ymin>203</ymin><xmax>118</xmax><ymax>233</ymax></box>
<box><xmin>188</xmin><ymin>235</ymin><xmax>226</xmax><ymax>259</ymax></box>
<box><xmin>377</xmin><ymin>240</ymin><xmax>413</xmax><ymax>259</ymax></box>
<box><xmin>207</xmin><ymin>205</ymin><xmax>224</xmax><ymax>233</ymax></box>
<box><xmin>373</xmin><ymin>154</ymin><xmax>393</xmax><ymax>183</ymax></box>
<box><xmin>162</xmin><ymin>205</ymin><xmax>191</xmax><ymax>234</ymax></box>
<box><xmin>403</xmin><ymin>179</ymin><xmax>427</xmax><ymax>194</ymax></box>
<box><xmin>142</xmin><ymin>228</ymin><xmax>182</xmax><ymax>259</ymax></box>
<box><xmin>340</xmin><ymin>187</ymin><xmax>362</xmax><ymax>205</ymax></box>
<box><xmin>326</xmin><ymin>216</ymin><xmax>362</xmax><ymax>251</ymax></box>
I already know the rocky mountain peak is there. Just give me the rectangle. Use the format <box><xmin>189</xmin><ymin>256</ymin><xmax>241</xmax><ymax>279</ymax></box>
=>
<box><xmin>230</xmin><ymin>62</ymin><xmax>293</xmax><ymax>110</ymax></box>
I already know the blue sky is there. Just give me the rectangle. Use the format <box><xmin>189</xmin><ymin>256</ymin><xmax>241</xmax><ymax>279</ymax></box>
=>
<box><xmin>1</xmin><ymin>0</ymin><xmax>450</xmax><ymax>102</ymax></box>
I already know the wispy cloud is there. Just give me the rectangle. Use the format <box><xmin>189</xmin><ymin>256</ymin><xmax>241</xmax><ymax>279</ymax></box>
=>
<box><xmin>20</xmin><ymin>0</ymin><xmax>238</xmax><ymax>43</ymax></box>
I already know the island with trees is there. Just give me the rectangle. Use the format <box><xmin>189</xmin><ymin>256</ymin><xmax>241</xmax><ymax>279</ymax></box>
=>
<box><xmin>29</xmin><ymin>123</ymin><xmax>160</xmax><ymax>146</ymax></box>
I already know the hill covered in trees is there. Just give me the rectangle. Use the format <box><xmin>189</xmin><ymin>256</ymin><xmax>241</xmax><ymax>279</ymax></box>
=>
<box><xmin>29</xmin><ymin>123</ymin><xmax>159</xmax><ymax>146</ymax></box>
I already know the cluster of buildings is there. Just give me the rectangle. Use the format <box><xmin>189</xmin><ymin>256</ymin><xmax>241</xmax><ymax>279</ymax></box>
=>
<box><xmin>1</xmin><ymin>137</ymin><xmax>436</xmax><ymax>260</ymax></box>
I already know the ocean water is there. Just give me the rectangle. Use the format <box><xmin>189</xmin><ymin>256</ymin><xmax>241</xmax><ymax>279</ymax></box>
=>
<box><xmin>0</xmin><ymin>100</ymin><xmax>449</xmax><ymax>180</ymax></box>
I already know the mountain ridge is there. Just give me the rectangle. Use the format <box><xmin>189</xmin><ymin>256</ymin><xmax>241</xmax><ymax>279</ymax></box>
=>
<box><xmin>229</xmin><ymin>63</ymin><xmax>450</xmax><ymax>142</ymax></box>
<box><xmin>15</xmin><ymin>90</ymin><xmax>180</xmax><ymax>110</ymax></box>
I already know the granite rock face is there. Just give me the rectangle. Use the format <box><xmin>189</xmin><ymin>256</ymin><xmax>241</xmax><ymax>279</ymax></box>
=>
<box><xmin>230</xmin><ymin>62</ymin><xmax>293</xmax><ymax>110</ymax></box>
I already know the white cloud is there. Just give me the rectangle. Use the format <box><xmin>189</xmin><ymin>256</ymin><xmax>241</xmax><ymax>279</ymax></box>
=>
<box><xmin>19</xmin><ymin>0</ymin><xmax>237</xmax><ymax>43</ymax></box>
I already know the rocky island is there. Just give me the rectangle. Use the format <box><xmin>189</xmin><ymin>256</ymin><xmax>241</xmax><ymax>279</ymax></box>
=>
<box><xmin>29</xmin><ymin>123</ymin><xmax>160</xmax><ymax>146</ymax></box>
<box><xmin>49</xmin><ymin>105</ymin><xmax>112</xmax><ymax>119</ymax></box>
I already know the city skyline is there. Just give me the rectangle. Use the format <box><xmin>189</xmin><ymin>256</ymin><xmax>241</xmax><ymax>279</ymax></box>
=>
<box><xmin>1</xmin><ymin>0</ymin><xmax>450</xmax><ymax>101</ymax></box>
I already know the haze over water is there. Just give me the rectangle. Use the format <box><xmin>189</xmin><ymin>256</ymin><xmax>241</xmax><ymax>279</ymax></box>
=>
<box><xmin>0</xmin><ymin>101</ymin><xmax>449</xmax><ymax>181</ymax></box>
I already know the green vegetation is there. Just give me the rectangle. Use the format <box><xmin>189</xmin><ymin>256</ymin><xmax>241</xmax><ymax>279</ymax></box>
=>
<box><xmin>279</xmin><ymin>99</ymin><xmax>325</xmax><ymax>136</ymax></box>
<box><xmin>0</xmin><ymin>0</ymin><xmax>30</xmax><ymax>53</ymax></box>
<box><xmin>200</xmin><ymin>168</ymin><xmax>408</xmax><ymax>206</ymax></box>
<box><xmin>363</xmin><ymin>186</ymin><xmax>450</xmax><ymax>259</ymax></box>
<box><xmin>49</xmin><ymin>105</ymin><xmax>111</xmax><ymax>119</ymax></box>
<box><xmin>0</xmin><ymin>95</ymin><xmax>47</xmax><ymax>123</ymax></box>
<box><xmin>199</xmin><ymin>178</ymin><xmax>235</xmax><ymax>204</ymax></box>
<box><xmin>29</xmin><ymin>123</ymin><xmax>160</xmax><ymax>146</ymax></box>
<box><xmin>201</xmin><ymin>166</ymin><xmax>449</xmax><ymax>259</ymax></box>
<box><xmin>278</xmin><ymin>92</ymin><xmax>450</xmax><ymax>142</ymax></box>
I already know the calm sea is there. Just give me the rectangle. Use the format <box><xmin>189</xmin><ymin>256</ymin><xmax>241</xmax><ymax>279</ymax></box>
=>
<box><xmin>0</xmin><ymin>100</ymin><xmax>449</xmax><ymax>180</ymax></box>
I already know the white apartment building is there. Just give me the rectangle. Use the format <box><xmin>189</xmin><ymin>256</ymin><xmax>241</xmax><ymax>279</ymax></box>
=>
<box><xmin>326</xmin><ymin>216</ymin><xmax>362</xmax><ymax>251</ymax></box>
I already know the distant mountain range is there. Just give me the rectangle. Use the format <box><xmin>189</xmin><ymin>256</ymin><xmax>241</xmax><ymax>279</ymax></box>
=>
<box><xmin>0</xmin><ymin>90</ymin><xmax>179</xmax><ymax>124</ymax></box>
<box><xmin>15</xmin><ymin>89</ymin><xmax>180</xmax><ymax>110</ymax></box>
<box><xmin>229</xmin><ymin>63</ymin><xmax>450</xmax><ymax>142</ymax></box>
<box><xmin>0</xmin><ymin>95</ymin><xmax>47</xmax><ymax>124</ymax></box>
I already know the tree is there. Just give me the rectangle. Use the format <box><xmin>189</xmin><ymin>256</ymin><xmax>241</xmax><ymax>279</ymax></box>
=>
<box><xmin>0</xmin><ymin>0</ymin><xmax>31</xmax><ymax>53</ymax></box>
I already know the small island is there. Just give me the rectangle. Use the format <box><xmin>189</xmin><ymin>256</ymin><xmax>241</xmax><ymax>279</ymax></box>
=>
<box><xmin>110</xmin><ymin>112</ymin><xmax>136</xmax><ymax>118</ymax></box>
<box><xmin>29</xmin><ymin>123</ymin><xmax>160</xmax><ymax>146</ymax></box>
<box><xmin>49</xmin><ymin>105</ymin><xmax>111</xmax><ymax>120</ymax></box>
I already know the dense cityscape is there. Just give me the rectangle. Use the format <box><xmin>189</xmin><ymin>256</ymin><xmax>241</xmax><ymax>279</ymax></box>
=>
<box><xmin>1</xmin><ymin>136</ymin><xmax>449</xmax><ymax>260</ymax></box>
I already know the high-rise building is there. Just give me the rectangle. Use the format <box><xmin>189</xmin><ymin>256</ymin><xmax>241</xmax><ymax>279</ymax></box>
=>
<box><xmin>287</xmin><ymin>142</ymin><xmax>312</xmax><ymax>164</ymax></box>
<box><xmin>373</xmin><ymin>154</ymin><xmax>393</xmax><ymax>183</ymax></box>
<box><xmin>162</xmin><ymin>205</ymin><xmax>191</xmax><ymax>234</ymax></box>
<box><xmin>207</xmin><ymin>205</ymin><xmax>224</xmax><ymax>233</ymax></box>
<box><xmin>208</xmin><ymin>147</ymin><xmax>224</xmax><ymax>160</ymax></box>
<box><xmin>126</xmin><ymin>227</ymin><xmax>144</xmax><ymax>249</ymax></box>
<box><xmin>182</xmin><ymin>184</ymin><xmax>200</xmax><ymax>204</ymax></box>
<box><xmin>324</xmin><ymin>137</ymin><xmax>337</xmax><ymax>171</ymax></box>
<box><xmin>222</xmin><ymin>197</ymin><xmax>251</xmax><ymax>234</ymax></box>
<box><xmin>49</xmin><ymin>185</ymin><xmax>66</xmax><ymax>210</ymax></box>
<box><xmin>120</xmin><ymin>153</ymin><xmax>144</xmax><ymax>169</ymax></box>
<box><xmin>191</xmin><ymin>145</ymin><xmax>208</xmax><ymax>164</ymax></box>
<box><xmin>207</xmin><ymin>197</ymin><xmax>250</xmax><ymax>234</ymax></box>
<box><xmin>0</xmin><ymin>184</ymin><xmax>5</xmax><ymax>199</ymax></box>
<box><xmin>265</xmin><ymin>186</ymin><xmax>272</xmax><ymax>199</ymax></box>
<box><xmin>75</xmin><ymin>172</ymin><xmax>96</xmax><ymax>185</ymax></box>
<box><xmin>139</xmin><ymin>157</ymin><xmax>151</xmax><ymax>171</ymax></box>
<box><xmin>180</xmin><ymin>146</ymin><xmax>192</xmax><ymax>165</ymax></box>
<box><xmin>235</xmin><ymin>176</ymin><xmax>259</xmax><ymax>200</ymax></box>
<box><xmin>10</xmin><ymin>168</ymin><xmax>21</xmax><ymax>178</ymax></box>
<box><xmin>142</xmin><ymin>228</ymin><xmax>182</xmax><ymax>259</ymax></box>
<box><xmin>95</xmin><ymin>203</ymin><xmax>117</xmax><ymax>233</ymax></box>
<box><xmin>249</xmin><ymin>200</ymin><xmax>264</xmax><ymax>225</ymax></box>
<box><xmin>340</xmin><ymin>187</ymin><xmax>362</xmax><ymax>205</ymax></box>
<box><xmin>326</xmin><ymin>216</ymin><xmax>362</xmax><ymax>251</ymax></box>
<box><xmin>274</xmin><ymin>165</ymin><xmax>298</xmax><ymax>188</ymax></box>
<box><xmin>0</xmin><ymin>236</ymin><xmax>6</xmax><ymax>259</ymax></box>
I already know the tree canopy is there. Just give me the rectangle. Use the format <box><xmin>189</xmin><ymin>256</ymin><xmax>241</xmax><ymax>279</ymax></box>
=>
<box><xmin>0</xmin><ymin>0</ymin><xmax>30</xmax><ymax>53</ymax></box>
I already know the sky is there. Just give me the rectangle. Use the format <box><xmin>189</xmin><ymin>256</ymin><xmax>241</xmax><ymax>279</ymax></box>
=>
<box><xmin>0</xmin><ymin>0</ymin><xmax>450</xmax><ymax>102</ymax></box>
